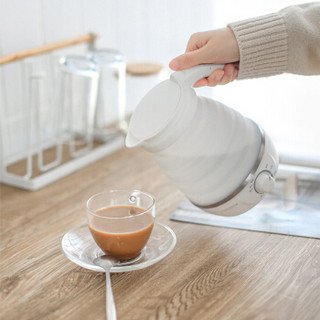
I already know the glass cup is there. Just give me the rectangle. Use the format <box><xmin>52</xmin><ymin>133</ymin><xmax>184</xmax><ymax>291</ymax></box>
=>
<box><xmin>86</xmin><ymin>190</ymin><xmax>155</xmax><ymax>260</ymax></box>
<box><xmin>59</xmin><ymin>55</ymin><xmax>99</xmax><ymax>158</ymax></box>
<box><xmin>87</xmin><ymin>49</ymin><xmax>126</xmax><ymax>133</ymax></box>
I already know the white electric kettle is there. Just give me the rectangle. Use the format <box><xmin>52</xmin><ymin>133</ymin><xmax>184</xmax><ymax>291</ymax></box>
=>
<box><xmin>126</xmin><ymin>64</ymin><xmax>278</xmax><ymax>216</ymax></box>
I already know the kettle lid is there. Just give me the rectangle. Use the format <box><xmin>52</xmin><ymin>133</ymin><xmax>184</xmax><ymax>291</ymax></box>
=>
<box><xmin>126</xmin><ymin>64</ymin><xmax>225</xmax><ymax>148</ymax></box>
<box><xmin>126</xmin><ymin>79</ymin><xmax>180</xmax><ymax>146</ymax></box>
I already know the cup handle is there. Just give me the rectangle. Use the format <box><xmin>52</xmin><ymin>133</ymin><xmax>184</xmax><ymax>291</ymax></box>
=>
<box><xmin>170</xmin><ymin>64</ymin><xmax>224</xmax><ymax>87</ymax></box>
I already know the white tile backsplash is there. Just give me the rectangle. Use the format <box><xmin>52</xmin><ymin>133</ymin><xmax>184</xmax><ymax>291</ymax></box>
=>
<box><xmin>0</xmin><ymin>0</ymin><xmax>215</xmax><ymax>60</ymax></box>
<box><xmin>0</xmin><ymin>0</ymin><xmax>42</xmax><ymax>55</ymax></box>
<box><xmin>83</xmin><ymin>0</ymin><xmax>118</xmax><ymax>49</ymax></box>
<box><xmin>41</xmin><ymin>0</ymin><xmax>85</xmax><ymax>44</ymax></box>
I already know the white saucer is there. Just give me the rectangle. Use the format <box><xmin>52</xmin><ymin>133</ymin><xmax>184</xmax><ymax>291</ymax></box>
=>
<box><xmin>61</xmin><ymin>222</ymin><xmax>176</xmax><ymax>273</ymax></box>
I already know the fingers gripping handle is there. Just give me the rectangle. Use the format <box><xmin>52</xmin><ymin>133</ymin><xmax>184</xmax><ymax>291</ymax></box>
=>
<box><xmin>171</xmin><ymin>64</ymin><xmax>224</xmax><ymax>87</ymax></box>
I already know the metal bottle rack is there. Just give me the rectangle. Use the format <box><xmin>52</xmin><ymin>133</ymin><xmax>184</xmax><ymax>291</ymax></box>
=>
<box><xmin>0</xmin><ymin>34</ymin><xmax>124</xmax><ymax>190</ymax></box>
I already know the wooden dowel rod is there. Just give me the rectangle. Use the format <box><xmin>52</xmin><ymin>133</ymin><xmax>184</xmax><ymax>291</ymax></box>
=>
<box><xmin>0</xmin><ymin>33</ymin><xmax>98</xmax><ymax>65</ymax></box>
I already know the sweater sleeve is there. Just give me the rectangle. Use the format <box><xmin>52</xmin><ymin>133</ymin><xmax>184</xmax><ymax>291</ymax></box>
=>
<box><xmin>228</xmin><ymin>2</ymin><xmax>320</xmax><ymax>79</ymax></box>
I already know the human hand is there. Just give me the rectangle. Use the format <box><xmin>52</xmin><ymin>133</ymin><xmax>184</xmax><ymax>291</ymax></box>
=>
<box><xmin>169</xmin><ymin>27</ymin><xmax>240</xmax><ymax>87</ymax></box>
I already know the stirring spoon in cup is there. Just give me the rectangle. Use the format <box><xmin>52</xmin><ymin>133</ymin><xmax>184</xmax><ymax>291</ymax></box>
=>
<box><xmin>93</xmin><ymin>254</ymin><xmax>143</xmax><ymax>320</ymax></box>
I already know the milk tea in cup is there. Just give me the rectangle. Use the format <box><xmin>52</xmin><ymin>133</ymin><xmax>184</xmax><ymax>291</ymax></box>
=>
<box><xmin>86</xmin><ymin>190</ymin><xmax>155</xmax><ymax>260</ymax></box>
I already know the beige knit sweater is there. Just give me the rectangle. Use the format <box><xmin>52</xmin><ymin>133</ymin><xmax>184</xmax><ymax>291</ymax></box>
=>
<box><xmin>228</xmin><ymin>2</ymin><xmax>320</xmax><ymax>79</ymax></box>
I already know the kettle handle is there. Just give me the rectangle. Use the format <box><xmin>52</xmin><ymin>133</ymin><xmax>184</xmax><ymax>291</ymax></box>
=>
<box><xmin>171</xmin><ymin>64</ymin><xmax>224</xmax><ymax>87</ymax></box>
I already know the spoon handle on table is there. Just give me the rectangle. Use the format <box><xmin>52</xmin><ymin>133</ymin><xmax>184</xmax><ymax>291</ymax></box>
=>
<box><xmin>105</xmin><ymin>269</ymin><xmax>117</xmax><ymax>320</ymax></box>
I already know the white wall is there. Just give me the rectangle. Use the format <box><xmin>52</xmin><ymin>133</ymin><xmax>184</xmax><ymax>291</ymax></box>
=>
<box><xmin>0</xmin><ymin>0</ymin><xmax>216</xmax><ymax>65</ymax></box>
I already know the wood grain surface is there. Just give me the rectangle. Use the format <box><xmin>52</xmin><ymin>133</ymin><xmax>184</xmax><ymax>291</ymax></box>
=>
<box><xmin>1</xmin><ymin>147</ymin><xmax>319</xmax><ymax>320</ymax></box>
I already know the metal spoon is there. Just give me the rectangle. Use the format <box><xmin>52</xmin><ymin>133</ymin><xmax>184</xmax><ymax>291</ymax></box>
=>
<box><xmin>93</xmin><ymin>254</ymin><xmax>142</xmax><ymax>320</ymax></box>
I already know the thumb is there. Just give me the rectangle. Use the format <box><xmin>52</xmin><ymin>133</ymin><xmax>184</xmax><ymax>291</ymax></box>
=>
<box><xmin>169</xmin><ymin>48</ymin><xmax>207</xmax><ymax>71</ymax></box>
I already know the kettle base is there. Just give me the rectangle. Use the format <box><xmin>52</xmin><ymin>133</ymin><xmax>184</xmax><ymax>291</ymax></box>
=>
<box><xmin>193</xmin><ymin>127</ymin><xmax>278</xmax><ymax>216</ymax></box>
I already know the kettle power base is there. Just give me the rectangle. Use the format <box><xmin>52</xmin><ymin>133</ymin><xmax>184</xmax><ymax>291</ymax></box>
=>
<box><xmin>171</xmin><ymin>174</ymin><xmax>320</xmax><ymax>239</ymax></box>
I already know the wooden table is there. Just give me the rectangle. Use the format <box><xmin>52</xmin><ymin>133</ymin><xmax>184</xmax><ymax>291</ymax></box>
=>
<box><xmin>1</xmin><ymin>147</ymin><xmax>319</xmax><ymax>320</ymax></box>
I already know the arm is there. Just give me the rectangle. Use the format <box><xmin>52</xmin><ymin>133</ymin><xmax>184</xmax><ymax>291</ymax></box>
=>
<box><xmin>170</xmin><ymin>2</ymin><xmax>320</xmax><ymax>86</ymax></box>
<box><xmin>228</xmin><ymin>2</ymin><xmax>320</xmax><ymax>79</ymax></box>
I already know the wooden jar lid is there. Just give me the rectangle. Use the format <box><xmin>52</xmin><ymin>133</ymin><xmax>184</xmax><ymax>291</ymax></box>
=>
<box><xmin>126</xmin><ymin>62</ymin><xmax>164</xmax><ymax>75</ymax></box>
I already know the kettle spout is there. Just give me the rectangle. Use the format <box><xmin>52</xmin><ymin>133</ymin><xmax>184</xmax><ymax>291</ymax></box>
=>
<box><xmin>125</xmin><ymin>132</ymin><xmax>144</xmax><ymax>148</ymax></box>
